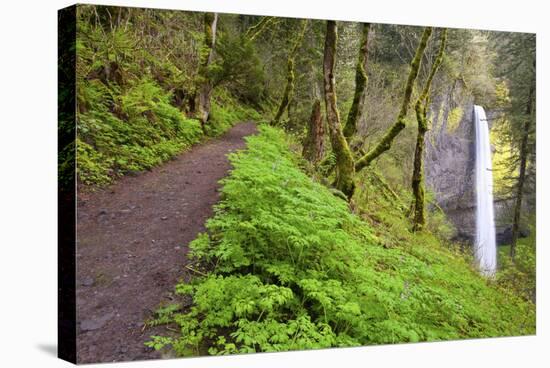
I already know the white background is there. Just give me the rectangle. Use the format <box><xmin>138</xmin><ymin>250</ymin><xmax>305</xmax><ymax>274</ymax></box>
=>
<box><xmin>0</xmin><ymin>0</ymin><xmax>547</xmax><ymax>367</ymax></box>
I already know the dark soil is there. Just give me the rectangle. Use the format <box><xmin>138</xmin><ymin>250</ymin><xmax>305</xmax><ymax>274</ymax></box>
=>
<box><xmin>75</xmin><ymin>122</ymin><xmax>257</xmax><ymax>363</ymax></box>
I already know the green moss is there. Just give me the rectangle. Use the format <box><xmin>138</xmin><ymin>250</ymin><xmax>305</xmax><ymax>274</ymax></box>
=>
<box><xmin>446</xmin><ymin>107</ymin><xmax>464</xmax><ymax>133</ymax></box>
<box><xmin>323</xmin><ymin>21</ymin><xmax>356</xmax><ymax>198</ymax></box>
<box><xmin>343</xmin><ymin>23</ymin><xmax>370</xmax><ymax>139</ymax></box>
<box><xmin>245</xmin><ymin>16</ymin><xmax>277</xmax><ymax>41</ymax></box>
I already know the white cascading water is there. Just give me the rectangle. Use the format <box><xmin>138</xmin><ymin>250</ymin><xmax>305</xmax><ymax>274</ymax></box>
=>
<box><xmin>474</xmin><ymin>105</ymin><xmax>497</xmax><ymax>275</ymax></box>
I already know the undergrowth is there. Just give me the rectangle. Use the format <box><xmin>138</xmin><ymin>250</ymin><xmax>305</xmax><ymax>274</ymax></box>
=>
<box><xmin>497</xmin><ymin>219</ymin><xmax>536</xmax><ymax>302</ymax></box>
<box><xmin>74</xmin><ymin>13</ymin><xmax>262</xmax><ymax>186</ymax></box>
<box><xmin>146</xmin><ymin>126</ymin><xmax>535</xmax><ymax>356</ymax></box>
<box><xmin>76</xmin><ymin>78</ymin><xmax>203</xmax><ymax>185</ymax></box>
<box><xmin>76</xmin><ymin>77</ymin><xmax>259</xmax><ymax>186</ymax></box>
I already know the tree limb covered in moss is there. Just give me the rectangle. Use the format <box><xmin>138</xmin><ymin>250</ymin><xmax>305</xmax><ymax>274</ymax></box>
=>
<box><xmin>245</xmin><ymin>16</ymin><xmax>277</xmax><ymax>41</ymax></box>
<box><xmin>323</xmin><ymin>20</ymin><xmax>356</xmax><ymax>198</ymax></box>
<box><xmin>355</xmin><ymin>27</ymin><xmax>433</xmax><ymax>172</ymax></box>
<box><xmin>272</xmin><ymin>19</ymin><xmax>309</xmax><ymax>125</ymax></box>
<box><xmin>412</xmin><ymin>28</ymin><xmax>447</xmax><ymax>232</ymax></box>
<box><xmin>344</xmin><ymin>23</ymin><xmax>371</xmax><ymax>140</ymax></box>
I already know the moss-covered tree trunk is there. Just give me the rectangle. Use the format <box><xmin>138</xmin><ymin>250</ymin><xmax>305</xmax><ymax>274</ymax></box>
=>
<box><xmin>272</xmin><ymin>20</ymin><xmax>308</xmax><ymax>126</ymax></box>
<box><xmin>510</xmin><ymin>85</ymin><xmax>534</xmax><ymax>260</ymax></box>
<box><xmin>411</xmin><ymin>29</ymin><xmax>447</xmax><ymax>232</ymax></box>
<box><xmin>323</xmin><ymin>21</ymin><xmax>356</xmax><ymax>198</ymax></box>
<box><xmin>343</xmin><ymin>23</ymin><xmax>371</xmax><ymax>140</ymax></box>
<box><xmin>302</xmin><ymin>99</ymin><xmax>324</xmax><ymax>163</ymax></box>
<box><xmin>355</xmin><ymin>27</ymin><xmax>433</xmax><ymax>172</ymax></box>
<box><xmin>197</xmin><ymin>12</ymin><xmax>218</xmax><ymax>127</ymax></box>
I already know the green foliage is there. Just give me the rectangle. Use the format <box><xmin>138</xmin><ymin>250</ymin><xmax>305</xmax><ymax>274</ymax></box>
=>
<box><xmin>210</xmin><ymin>33</ymin><xmax>265</xmax><ymax>105</ymax></box>
<box><xmin>76</xmin><ymin>139</ymin><xmax>113</xmax><ymax>185</ymax></box>
<box><xmin>75</xmin><ymin>7</ymin><xmax>266</xmax><ymax>186</ymax></box>
<box><xmin>446</xmin><ymin>107</ymin><xmax>464</xmax><ymax>133</ymax></box>
<box><xmin>204</xmin><ymin>90</ymin><xmax>262</xmax><ymax>137</ymax></box>
<box><xmin>76</xmin><ymin>77</ymin><xmax>203</xmax><ymax>184</ymax></box>
<box><xmin>497</xmin><ymin>218</ymin><xmax>536</xmax><ymax>302</ymax></box>
<box><xmin>148</xmin><ymin>126</ymin><xmax>534</xmax><ymax>356</ymax></box>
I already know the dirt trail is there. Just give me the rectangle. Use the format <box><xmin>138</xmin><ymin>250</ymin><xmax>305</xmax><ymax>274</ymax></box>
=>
<box><xmin>75</xmin><ymin>122</ymin><xmax>257</xmax><ymax>363</ymax></box>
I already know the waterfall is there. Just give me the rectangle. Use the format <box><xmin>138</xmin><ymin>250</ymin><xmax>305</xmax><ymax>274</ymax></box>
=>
<box><xmin>474</xmin><ymin>105</ymin><xmax>497</xmax><ymax>275</ymax></box>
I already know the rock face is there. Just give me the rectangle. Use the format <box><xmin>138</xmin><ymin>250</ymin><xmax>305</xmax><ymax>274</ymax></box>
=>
<box><xmin>424</xmin><ymin>80</ymin><xmax>517</xmax><ymax>245</ymax></box>
<box><xmin>425</xmin><ymin>79</ymin><xmax>477</xmax><ymax>243</ymax></box>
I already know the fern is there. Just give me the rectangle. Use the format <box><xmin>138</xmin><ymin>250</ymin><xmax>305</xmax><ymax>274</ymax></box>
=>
<box><xmin>147</xmin><ymin>126</ymin><xmax>535</xmax><ymax>356</ymax></box>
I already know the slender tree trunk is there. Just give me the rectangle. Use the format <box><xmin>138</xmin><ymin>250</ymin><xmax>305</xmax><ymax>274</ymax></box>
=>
<box><xmin>343</xmin><ymin>23</ymin><xmax>371</xmax><ymax>140</ymax></box>
<box><xmin>272</xmin><ymin>20</ymin><xmax>308</xmax><ymax>126</ymax></box>
<box><xmin>323</xmin><ymin>21</ymin><xmax>356</xmax><ymax>198</ymax></box>
<box><xmin>411</xmin><ymin>118</ymin><xmax>427</xmax><ymax>230</ymax></box>
<box><xmin>302</xmin><ymin>99</ymin><xmax>324</xmax><ymax>163</ymax></box>
<box><xmin>510</xmin><ymin>85</ymin><xmax>534</xmax><ymax>259</ymax></box>
<box><xmin>355</xmin><ymin>27</ymin><xmax>433</xmax><ymax>172</ymax></box>
<box><xmin>197</xmin><ymin>12</ymin><xmax>218</xmax><ymax>127</ymax></box>
<box><xmin>412</xmin><ymin>29</ymin><xmax>447</xmax><ymax>232</ymax></box>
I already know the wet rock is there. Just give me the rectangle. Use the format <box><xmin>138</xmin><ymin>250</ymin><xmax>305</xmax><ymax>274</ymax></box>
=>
<box><xmin>496</xmin><ymin>224</ymin><xmax>531</xmax><ymax>245</ymax></box>
<box><xmin>425</xmin><ymin>82</ymin><xmax>477</xmax><ymax>241</ymax></box>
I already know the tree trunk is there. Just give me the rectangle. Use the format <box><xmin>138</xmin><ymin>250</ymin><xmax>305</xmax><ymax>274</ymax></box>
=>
<box><xmin>323</xmin><ymin>21</ymin><xmax>356</xmax><ymax>198</ymax></box>
<box><xmin>411</xmin><ymin>114</ymin><xmax>427</xmax><ymax>231</ymax></box>
<box><xmin>197</xmin><ymin>12</ymin><xmax>218</xmax><ymax>127</ymax></box>
<box><xmin>343</xmin><ymin>23</ymin><xmax>371</xmax><ymax>140</ymax></box>
<box><xmin>510</xmin><ymin>85</ymin><xmax>534</xmax><ymax>259</ymax></box>
<box><xmin>272</xmin><ymin>20</ymin><xmax>308</xmax><ymax>126</ymax></box>
<box><xmin>302</xmin><ymin>99</ymin><xmax>324</xmax><ymax>163</ymax></box>
<box><xmin>412</xmin><ymin>28</ymin><xmax>447</xmax><ymax>232</ymax></box>
<box><xmin>355</xmin><ymin>27</ymin><xmax>433</xmax><ymax>172</ymax></box>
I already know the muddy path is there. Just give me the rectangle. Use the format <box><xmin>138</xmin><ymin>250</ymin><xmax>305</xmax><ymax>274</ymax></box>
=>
<box><xmin>75</xmin><ymin>122</ymin><xmax>257</xmax><ymax>363</ymax></box>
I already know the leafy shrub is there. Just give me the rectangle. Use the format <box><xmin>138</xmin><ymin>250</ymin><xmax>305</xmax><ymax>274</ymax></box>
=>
<box><xmin>147</xmin><ymin>126</ymin><xmax>535</xmax><ymax>356</ymax></box>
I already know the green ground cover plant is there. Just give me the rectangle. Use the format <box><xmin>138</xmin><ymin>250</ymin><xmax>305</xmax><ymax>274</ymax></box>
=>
<box><xmin>146</xmin><ymin>126</ymin><xmax>535</xmax><ymax>356</ymax></box>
